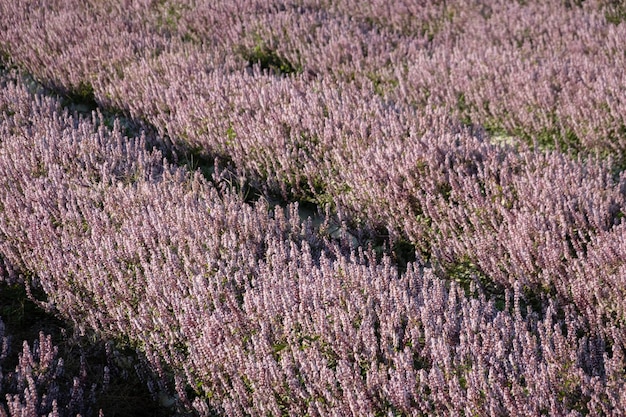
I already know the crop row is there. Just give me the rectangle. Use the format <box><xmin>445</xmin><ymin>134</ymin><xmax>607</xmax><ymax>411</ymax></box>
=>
<box><xmin>0</xmin><ymin>75</ymin><xmax>625</xmax><ymax>415</ymax></box>
<box><xmin>1</xmin><ymin>0</ymin><xmax>626</xmax><ymax>415</ymax></box>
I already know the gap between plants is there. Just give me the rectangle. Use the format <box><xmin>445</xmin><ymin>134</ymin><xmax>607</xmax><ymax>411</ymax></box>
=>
<box><xmin>0</xmin><ymin>58</ymin><xmax>560</xmax><ymax>318</ymax></box>
<box><xmin>0</xmin><ymin>54</ymin><xmax>613</xmax><ymax>416</ymax></box>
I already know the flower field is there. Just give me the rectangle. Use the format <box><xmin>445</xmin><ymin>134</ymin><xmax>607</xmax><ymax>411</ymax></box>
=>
<box><xmin>1</xmin><ymin>0</ymin><xmax>626</xmax><ymax>416</ymax></box>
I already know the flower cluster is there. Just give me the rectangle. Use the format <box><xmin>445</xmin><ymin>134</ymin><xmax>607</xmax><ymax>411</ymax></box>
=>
<box><xmin>1</xmin><ymin>0</ymin><xmax>626</xmax><ymax>415</ymax></box>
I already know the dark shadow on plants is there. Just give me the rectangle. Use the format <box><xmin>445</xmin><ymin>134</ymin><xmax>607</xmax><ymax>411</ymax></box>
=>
<box><xmin>19</xmin><ymin>71</ymin><xmax>99</xmax><ymax>117</ymax></box>
<box><xmin>61</xmin><ymin>80</ymin><xmax>99</xmax><ymax>115</ymax></box>
<box><xmin>602</xmin><ymin>0</ymin><xmax>626</xmax><ymax>24</ymax></box>
<box><xmin>438</xmin><ymin>256</ymin><xmax>566</xmax><ymax>320</ymax></box>
<box><xmin>239</xmin><ymin>43</ymin><xmax>301</xmax><ymax>76</ymax></box>
<box><xmin>391</xmin><ymin>239</ymin><xmax>418</xmax><ymax>274</ymax></box>
<box><xmin>0</xmin><ymin>282</ymin><xmax>65</xmax><ymax>354</ymax></box>
<box><xmin>562</xmin><ymin>0</ymin><xmax>586</xmax><ymax>9</ymax></box>
<box><xmin>0</xmin><ymin>50</ymin><xmax>10</xmax><ymax>72</ymax></box>
<box><xmin>436</xmin><ymin>257</ymin><xmax>508</xmax><ymax>310</ymax></box>
<box><xmin>95</xmin><ymin>337</ymin><xmax>186</xmax><ymax>417</ymax></box>
<box><xmin>331</xmin><ymin>222</ymin><xmax>419</xmax><ymax>274</ymax></box>
<box><xmin>0</xmin><ymin>282</ymin><xmax>176</xmax><ymax>417</ymax></box>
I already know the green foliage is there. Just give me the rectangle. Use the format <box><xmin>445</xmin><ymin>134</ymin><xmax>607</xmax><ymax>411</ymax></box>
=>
<box><xmin>366</xmin><ymin>71</ymin><xmax>400</xmax><ymax>97</ymax></box>
<box><xmin>61</xmin><ymin>80</ymin><xmax>98</xmax><ymax>115</ymax></box>
<box><xmin>554</xmin><ymin>359</ymin><xmax>591</xmax><ymax>415</ymax></box>
<box><xmin>440</xmin><ymin>256</ymin><xmax>507</xmax><ymax>309</ymax></box>
<box><xmin>240</xmin><ymin>42</ymin><xmax>301</xmax><ymax>76</ymax></box>
<box><xmin>529</xmin><ymin>125</ymin><xmax>582</xmax><ymax>154</ymax></box>
<box><xmin>225</xmin><ymin>124</ymin><xmax>237</xmax><ymax>143</ymax></box>
<box><xmin>391</xmin><ymin>239</ymin><xmax>417</xmax><ymax>274</ymax></box>
<box><xmin>605</xmin><ymin>124</ymin><xmax>626</xmax><ymax>173</ymax></box>
<box><xmin>418</xmin><ymin>5</ymin><xmax>455</xmax><ymax>42</ymax></box>
<box><xmin>481</xmin><ymin>111</ymin><xmax>583</xmax><ymax>156</ymax></box>
<box><xmin>272</xmin><ymin>340</ymin><xmax>289</xmax><ymax>361</ymax></box>
<box><xmin>153</xmin><ymin>0</ymin><xmax>190</xmax><ymax>35</ymax></box>
<box><xmin>456</xmin><ymin>92</ymin><xmax>474</xmax><ymax>126</ymax></box>
<box><xmin>603</xmin><ymin>0</ymin><xmax>626</xmax><ymax>24</ymax></box>
<box><xmin>522</xmin><ymin>282</ymin><xmax>558</xmax><ymax>316</ymax></box>
<box><xmin>0</xmin><ymin>48</ymin><xmax>10</xmax><ymax>71</ymax></box>
<box><xmin>562</xmin><ymin>0</ymin><xmax>586</xmax><ymax>9</ymax></box>
<box><xmin>183</xmin><ymin>147</ymin><xmax>215</xmax><ymax>182</ymax></box>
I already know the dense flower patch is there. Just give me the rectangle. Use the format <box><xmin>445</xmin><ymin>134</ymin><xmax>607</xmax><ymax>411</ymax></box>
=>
<box><xmin>1</xmin><ymin>0</ymin><xmax>626</xmax><ymax>416</ymax></box>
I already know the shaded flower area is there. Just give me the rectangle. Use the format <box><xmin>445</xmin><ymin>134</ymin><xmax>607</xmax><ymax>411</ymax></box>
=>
<box><xmin>1</xmin><ymin>0</ymin><xmax>626</xmax><ymax>416</ymax></box>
